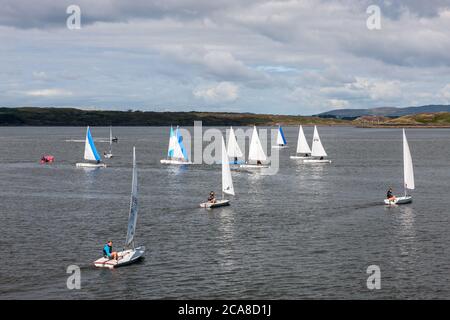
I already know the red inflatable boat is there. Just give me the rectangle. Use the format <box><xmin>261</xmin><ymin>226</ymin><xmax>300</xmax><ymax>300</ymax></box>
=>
<box><xmin>40</xmin><ymin>155</ymin><xmax>55</xmax><ymax>164</ymax></box>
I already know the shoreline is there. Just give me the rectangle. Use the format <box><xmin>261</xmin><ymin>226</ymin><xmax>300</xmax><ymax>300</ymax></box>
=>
<box><xmin>355</xmin><ymin>125</ymin><xmax>450</xmax><ymax>128</ymax></box>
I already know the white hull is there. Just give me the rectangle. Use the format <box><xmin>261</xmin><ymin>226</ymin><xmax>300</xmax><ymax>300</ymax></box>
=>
<box><xmin>384</xmin><ymin>196</ymin><xmax>412</xmax><ymax>205</ymax></box>
<box><xmin>272</xmin><ymin>145</ymin><xmax>289</xmax><ymax>149</ymax></box>
<box><xmin>76</xmin><ymin>162</ymin><xmax>106</xmax><ymax>168</ymax></box>
<box><xmin>290</xmin><ymin>155</ymin><xmax>311</xmax><ymax>159</ymax></box>
<box><xmin>303</xmin><ymin>159</ymin><xmax>332</xmax><ymax>163</ymax></box>
<box><xmin>94</xmin><ymin>246</ymin><xmax>145</xmax><ymax>269</ymax></box>
<box><xmin>104</xmin><ymin>153</ymin><xmax>113</xmax><ymax>159</ymax></box>
<box><xmin>160</xmin><ymin>159</ymin><xmax>193</xmax><ymax>165</ymax></box>
<box><xmin>239</xmin><ymin>164</ymin><xmax>270</xmax><ymax>169</ymax></box>
<box><xmin>200</xmin><ymin>199</ymin><xmax>230</xmax><ymax>208</ymax></box>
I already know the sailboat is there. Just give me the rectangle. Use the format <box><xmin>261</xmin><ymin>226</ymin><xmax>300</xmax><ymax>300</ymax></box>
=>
<box><xmin>303</xmin><ymin>126</ymin><xmax>331</xmax><ymax>163</ymax></box>
<box><xmin>240</xmin><ymin>126</ymin><xmax>269</xmax><ymax>168</ymax></box>
<box><xmin>160</xmin><ymin>125</ymin><xmax>193</xmax><ymax>165</ymax></box>
<box><xmin>76</xmin><ymin>126</ymin><xmax>107</xmax><ymax>168</ymax></box>
<box><xmin>200</xmin><ymin>136</ymin><xmax>235</xmax><ymax>208</ymax></box>
<box><xmin>104</xmin><ymin>126</ymin><xmax>114</xmax><ymax>159</ymax></box>
<box><xmin>227</xmin><ymin>126</ymin><xmax>243</xmax><ymax>164</ymax></box>
<box><xmin>94</xmin><ymin>147</ymin><xmax>145</xmax><ymax>268</ymax></box>
<box><xmin>290</xmin><ymin>125</ymin><xmax>312</xmax><ymax>159</ymax></box>
<box><xmin>272</xmin><ymin>125</ymin><xmax>288</xmax><ymax>148</ymax></box>
<box><xmin>384</xmin><ymin>129</ymin><xmax>415</xmax><ymax>205</ymax></box>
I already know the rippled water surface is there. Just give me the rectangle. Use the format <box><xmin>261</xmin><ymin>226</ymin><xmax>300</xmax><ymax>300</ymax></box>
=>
<box><xmin>0</xmin><ymin>126</ymin><xmax>450</xmax><ymax>299</ymax></box>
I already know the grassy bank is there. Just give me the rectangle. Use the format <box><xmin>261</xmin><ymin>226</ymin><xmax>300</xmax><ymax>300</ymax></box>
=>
<box><xmin>353</xmin><ymin>112</ymin><xmax>450</xmax><ymax>128</ymax></box>
<box><xmin>0</xmin><ymin>107</ymin><xmax>349</xmax><ymax>126</ymax></box>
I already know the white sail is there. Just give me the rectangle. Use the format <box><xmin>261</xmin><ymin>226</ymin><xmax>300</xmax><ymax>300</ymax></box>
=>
<box><xmin>84</xmin><ymin>126</ymin><xmax>101</xmax><ymax>161</ymax></box>
<box><xmin>296</xmin><ymin>125</ymin><xmax>311</xmax><ymax>154</ymax></box>
<box><xmin>167</xmin><ymin>126</ymin><xmax>176</xmax><ymax>157</ymax></box>
<box><xmin>109</xmin><ymin>126</ymin><xmax>113</xmax><ymax>153</ymax></box>
<box><xmin>172</xmin><ymin>127</ymin><xmax>185</xmax><ymax>160</ymax></box>
<box><xmin>311</xmin><ymin>126</ymin><xmax>327</xmax><ymax>157</ymax></box>
<box><xmin>222</xmin><ymin>136</ymin><xmax>234</xmax><ymax>196</ymax></box>
<box><xmin>403</xmin><ymin>129</ymin><xmax>415</xmax><ymax>190</ymax></box>
<box><xmin>248</xmin><ymin>126</ymin><xmax>267</xmax><ymax>162</ymax></box>
<box><xmin>227</xmin><ymin>126</ymin><xmax>243</xmax><ymax>158</ymax></box>
<box><xmin>125</xmin><ymin>147</ymin><xmax>138</xmax><ymax>248</ymax></box>
<box><xmin>276</xmin><ymin>126</ymin><xmax>287</xmax><ymax>145</ymax></box>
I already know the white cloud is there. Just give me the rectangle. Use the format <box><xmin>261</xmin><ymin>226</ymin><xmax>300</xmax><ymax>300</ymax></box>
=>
<box><xmin>32</xmin><ymin>71</ymin><xmax>48</xmax><ymax>80</ymax></box>
<box><xmin>193</xmin><ymin>82</ymin><xmax>239</xmax><ymax>102</ymax></box>
<box><xmin>439</xmin><ymin>83</ymin><xmax>450</xmax><ymax>101</ymax></box>
<box><xmin>328</xmin><ymin>99</ymin><xmax>349</xmax><ymax>109</ymax></box>
<box><xmin>24</xmin><ymin>88</ymin><xmax>73</xmax><ymax>97</ymax></box>
<box><xmin>1</xmin><ymin>1</ymin><xmax>450</xmax><ymax>113</ymax></box>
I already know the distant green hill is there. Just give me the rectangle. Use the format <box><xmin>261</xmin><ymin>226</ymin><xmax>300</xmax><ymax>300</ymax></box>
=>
<box><xmin>0</xmin><ymin>107</ymin><xmax>349</xmax><ymax>126</ymax></box>
<box><xmin>318</xmin><ymin>104</ymin><xmax>450</xmax><ymax>119</ymax></box>
<box><xmin>354</xmin><ymin>112</ymin><xmax>450</xmax><ymax>127</ymax></box>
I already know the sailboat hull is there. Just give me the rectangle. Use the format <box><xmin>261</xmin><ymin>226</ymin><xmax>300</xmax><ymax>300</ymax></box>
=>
<box><xmin>384</xmin><ymin>196</ymin><xmax>412</xmax><ymax>205</ymax></box>
<box><xmin>200</xmin><ymin>199</ymin><xmax>230</xmax><ymax>208</ymax></box>
<box><xmin>290</xmin><ymin>155</ymin><xmax>311</xmax><ymax>159</ymax></box>
<box><xmin>94</xmin><ymin>246</ymin><xmax>145</xmax><ymax>269</ymax></box>
<box><xmin>160</xmin><ymin>159</ymin><xmax>193</xmax><ymax>165</ymax></box>
<box><xmin>272</xmin><ymin>145</ymin><xmax>289</xmax><ymax>149</ymax></box>
<box><xmin>239</xmin><ymin>164</ymin><xmax>270</xmax><ymax>169</ymax></box>
<box><xmin>76</xmin><ymin>162</ymin><xmax>106</xmax><ymax>168</ymax></box>
<box><xmin>303</xmin><ymin>159</ymin><xmax>331</xmax><ymax>163</ymax></box>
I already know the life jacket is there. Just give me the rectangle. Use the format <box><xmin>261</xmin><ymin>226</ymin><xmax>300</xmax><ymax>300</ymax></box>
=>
<box><xmin>103</xmin><ymin>244</ymin><xmax>112</xmax><ymax>257</ymax></box>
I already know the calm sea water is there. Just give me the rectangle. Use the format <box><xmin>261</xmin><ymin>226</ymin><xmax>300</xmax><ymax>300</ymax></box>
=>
<box><xmin>0</xmin><ymin>126</ymin><xmax>449</xmax><ymax>299</ymax></box>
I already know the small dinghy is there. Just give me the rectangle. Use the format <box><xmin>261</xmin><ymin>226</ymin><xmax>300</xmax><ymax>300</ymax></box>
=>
<box><xmin>384</xmin><ymin>129</ymin><xmax>414</xmax><ymax>205</ymax></box>
<box><xmin>200</xmin><ymin>136</ymin><xmax>234</xmax><ymax>209</ymax></box>
<box><xmin>103</xmin><ymin>126</ymin><xmax>114</xmax><ymax>159</ymax></box>
<box><xmin>227</xmin><ymin>126</ymin><xmax>244</xmax><ymax>165</ymax></box>
<box><xmin>240</xmin><ymin>126</ymin><xmax>270</xmax><ymax>169</ymax></box>
<box><xmin>76</xmin><ymin>126</ymin><xmax>106</xmax><ymax>168</ymax></box>
<box><xmin>160</xmin><ymin>126</ymin><xmax>193</xmax><ymax>165</ymax></box>
<box><xmin>303</xmin><ymin>126</ymin><xmax>331</xmax><ymax>163</ymax></box>
<box><xmin>94</xmin><ymin>147</ymin><xmax>145</xmax><ymax>268</ymax></box>
<box><xmin>290</xmin><ymin>125</ymin><xmax>312</xmax><ymax>159</ymax></box>
<box><xmin>40</xmin><ymin>155</ymin><xmax>54</xmax><ymax>164</ymax></box>
<box><xmin>272</xmin><ymin>125</ymin><xmax>288</xmax><ymax>148</ymax></box>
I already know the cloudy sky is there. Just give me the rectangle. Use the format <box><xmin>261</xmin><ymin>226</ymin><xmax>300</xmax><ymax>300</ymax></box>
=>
<box><xmin>1</xmin><ymin>0</ymin><xmax>450</xmax><ymax>115</ymax></box>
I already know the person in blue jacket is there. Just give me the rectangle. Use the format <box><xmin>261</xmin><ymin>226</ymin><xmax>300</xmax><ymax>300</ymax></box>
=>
<box><xmin>103</xmin><ymin>240</ymin><xmax>119</xmax><ymax>261</ymax></box>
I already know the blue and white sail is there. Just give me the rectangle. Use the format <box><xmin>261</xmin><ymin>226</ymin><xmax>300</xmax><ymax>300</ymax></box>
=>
<box><xmin>176</xmin><ymin>127</ymin><xmax>189</xmax><ymax>161</ymax></box>
<box><xmin>83</xmin><ymin>126</ymin><xmax>101</xmax><ymax>161</ymax></box>
<box><xmin>125</xmin><ymin>147</ymin><xmax>138</xmax><ymax>248</ymax></box>
<box><xmin>167</xmin><ymin>126</ymin><xmax>177</xmax><ymax>158</ymax></box>
<box><xmin>276</xmin><ymin>125</ymin><xmax>287</xmax><ymax>146</ymax></box>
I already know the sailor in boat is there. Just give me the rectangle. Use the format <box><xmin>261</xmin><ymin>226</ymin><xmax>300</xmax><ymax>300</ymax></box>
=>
<box><xmin>103</xmin><ymin>240</ymin><xmax>119</xmax><ymax>261</ymax></box>
<box><xmin>386</xmin><ymin>187</ymin><xmax>396</xmax><ymax>202</ymax></box>
<box><xmin>257</xmin><ymin>160</ymin><xmax>262</xmax><ymax>165</ymax></box>
<box><xmin>233</xmin><ymin>157</ymin><xmax>238</xmax><ymax>164</ymax></box>
<box><xmin>319</xmin><ymin>156</ymin><xmax>324</xmax><ymax>160</ymax></box>
<box><xmin>208</xmin><ymin>191</ymin><xmax>216</xmax><ymax>204</ymax></box>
